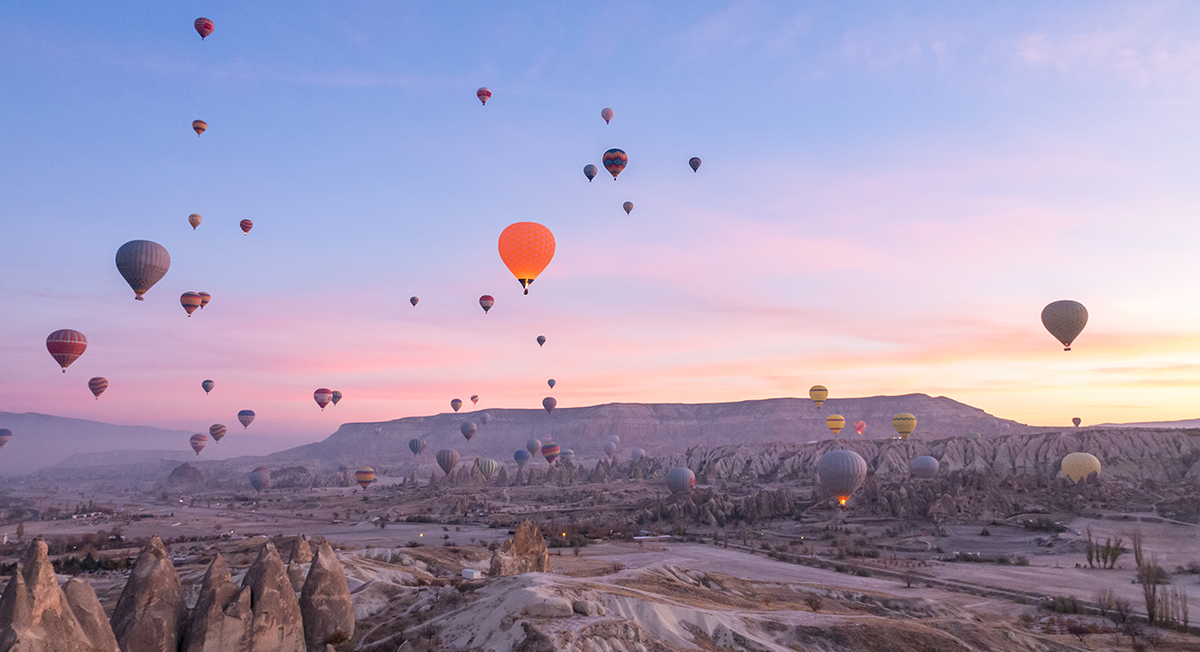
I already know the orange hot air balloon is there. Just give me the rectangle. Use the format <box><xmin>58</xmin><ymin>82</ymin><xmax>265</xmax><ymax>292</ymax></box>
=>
<box><xmin>239</xmin><ymin>219</ymin><xmax>253</xmax><ymax>235</ymax></box>
<box><xmin>854</xmin><ymin>420</ymin><xmax>866</xmax><ymax>436</ymax></box>
<box><xmin>188</xmin><ymin>213</ymin><xmax>202</xmax><ymax>230</ymax></box>
<box><xmin>192</xmin><ymin>120</ymin><xmax>207</xmax><ymax>136</ymax></box>
<box><xmin>47</xmin><ymin>329</ymin><xmax>87</xmax><ymax>372</ymax></box>
<box><xmin>181</xmin><ymin>292</ymin><xmax>202</xmax><ymax>316</ymax></box>
<box><xmin>498</xmin><ymin>222</ymin><xmax>555</xmax><ymax>295</ymax></box>
<box><xmin>197</xmin><ymin>292</ymin><xmax>211</xmax><ymax>309</ymax></box>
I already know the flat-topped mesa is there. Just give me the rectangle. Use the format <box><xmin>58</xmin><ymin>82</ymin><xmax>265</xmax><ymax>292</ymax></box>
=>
<box><xmin>110</xmin><ymin>535</ymin><xmax>187</xmax><ymax>652</ymax></box>
<box><xmin>182</xmin><ymin>553</ymin><xmax>251</xmax><ymax>652</ymax></box>
<box><xmin>242</xmin><ymin>542</ymin><xmax>305</xmax><ymax>652</ymax></box>
<box><xmin>299</xmin><ymin>542</ymin><xmax>354</xmax><ymax>652</ymax></box>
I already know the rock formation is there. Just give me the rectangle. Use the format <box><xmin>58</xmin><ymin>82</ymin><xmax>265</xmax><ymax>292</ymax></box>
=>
<box><xmin>166</xmin><ymin>463</ymin><xmax>206</xmax><ymax>491</ymax></box>
<box><xmin>0</xmin><ymin>539</ymin><xmax>115</xmax><ymax>652</ymax></box>
<box><xmin>242</xmin><ymin>542</ymin><xmax>305</xmax><ymax>652</ymax></box>
<box><xmin>289</xmin><ymin>535</ymin><xmax>313</xmax><ymax>565</ymax></box>
<box><xmin>62</xmin><ymin>578</ymin><xmax>119</xmax><ymax>652</ymax></box>
<box><xmin>489</xmin><ymin>520</ymin><xmax>550</xmax><ymax>577</ymax></box>
<box><xmin>299</xmin><ymin>542</ymin><xmax>354</xmax><ymax>652</ymax></box>
<box><xmin>182</xmin><ymin>554</ymin><xmax>251</xmax><ymax>652</ymax></box>
<box><xmin>110</xmin><ymin>535</ymin><xmax>187</xmax><ymax>652</ymax></box>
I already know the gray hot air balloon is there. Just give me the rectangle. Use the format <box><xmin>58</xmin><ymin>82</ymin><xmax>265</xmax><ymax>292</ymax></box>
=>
<box><xmin>608</xmin><ymin>435</ymin><xmax>620</xmax><ymax>445</ymax></box>
<box><xmin>547</xmin><ymin>379</ymin><xmax>555</xmax><ymax>389</ymax></box>
<box><xmin>460</xmin><ymin>422</ymin><xmax>477</xmax><ymax>441</ymax></box>
<box><xmin>1041</xmin><ymin>300</ymin><xmax>1088</xmax><ymax>351</ymax></box>
<box><xmin>514</xmin><ymin>449</ymin><xmax>531</xmax><ymax>468</ymax></box>
<box><xmin>526</xmin><ymin>438</ymin><xmax>542</xmax><ymax>456</ymax></box>
<box><xmin>584</xmin><ymin>164</ymin><xmax>597</xmax><ymax>182</ymax></box>
<box><xmin>202</xmin><ymin>379</ymin><xmax>215</xmax><ymax>394</ymax></box>
<box><xmin>817</xmin><ymin>449</ymin><xmax>868</xmax><ymax>507</ymax></box>
<box><xmin>409</xmin><ymin>438</ymin><xmax>426</xmax><ymax>455</ymax></box>
<box><xmin>115</xmin><ymin>240</ymin><xmax>170</xmax><ymax>301</ymax></box>
<box><xmin>436</xmin><ymin>449</ymin><xmax>460</xmax><ymax>475</ymax></box>
<box><xmin>478</xmin><ymin>458</ymin><xmax>499</xmax><ymax>481</ymax></box>
<box><xmin>623</xmin><ymin>201</ymin><xmax>633</xmax><ymax>215</ymax></box>
<box><xmin>1072</xmin><ymin>417</ymin><xmax>1082</xmax><ymax>427</ymax></box>
<box><xmin>911</xmin><ymin>455</ymin><xmax>939</xmax><ymax>479</ymax></box>
<box><xmin>480</xmin><ymin>413</ymin><xmax>492</xmax><ymax>425</ymax></box>
<box><xmin>542</xmin><ymin>397</ymin><xmax>556</xmax><ymax>413</ymax></box>
<box><xmin>248</xmin><ymin>467</ymin><xmax>271</xmax><ymax>492</ymax></box>
<box><xmin>666</xmin><ymin>467</ymin><xmax>695</xmax><ymax>494</ymax></box>
<box><xmin>537</xmin><ymin>335</ymin><xmax>546</xmax><ymax>347</ymax></box>
<box><xmin>689</xmin><ymin>157</ymin><xmax>702</xmax><ymax>172</ymax></box>
<box><xmin>0</xmin><ymin>429</ymin><xmax>11</xmax><ymax>448</ymax></box>
<box><xmin>631</xmin><ymin>448</ymin><xmax>645</xmax><ymax>463</ymax></box>
<box><xmin>560</xmin><ymin>448</ymin><xmax>575</xmax><ymax>463</ymax></box>
<box><xmin>602</xmin><ymin>441</ymin><xmax>616</xmax><ymax>457</ymax></box>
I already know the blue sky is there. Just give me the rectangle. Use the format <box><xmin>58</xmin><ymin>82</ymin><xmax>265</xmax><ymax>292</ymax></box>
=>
<box><xmin>3</xmin><ymin>2</ymin><xmax>1200</xmax><ymax>444</ymax></box>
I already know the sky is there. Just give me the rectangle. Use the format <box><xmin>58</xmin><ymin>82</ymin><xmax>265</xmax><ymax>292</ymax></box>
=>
<box><xmin>3</xmin><ymin>1</ymin><xmax>1200</xmax><ymax>446</ymax></box>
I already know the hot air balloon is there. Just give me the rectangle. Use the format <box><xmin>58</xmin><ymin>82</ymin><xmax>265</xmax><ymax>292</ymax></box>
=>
<box><xmin>560</xmin><ymin>449</ymin><xmax>575</xmax><ymax>463</ymax></box>
<box><xmin>1041</xmin><ymin>300</ymin><xmax>1088</xmax><ymax>351</ymax></box>
<box><xmin>239</xmin><ymin>219</ymin><xmax>253</xmax><ymax>235</ymax></box>
<box><xmin>88</xmin><ymin>377</ymin><xmax>108</xmax><ymax>399</ymax></box>
<box><xmin>409</xmin><ymin>438</ymin><xmax>426</xmax><ymax>455</ymax></box>
<box><xmin>601</xmin><ymin>107</ymin><xmax>614</xmax><ymax>124</ymax></box>
<box><xmin>477</xmin><ymin>458</ymin><xmax>499</xmax><ymax>481</ymax></box>
<box><xmin>526</xmin><ymin>438</ymin><xmax>542</xmax><ymax>455</ymax></box>
<box><xmin>470</xmin><ymin>395</ymin><xmax>479</xmax><ymax>404</ymax></box>
<box><xmin>451</xmin><ymin>398</ymin><xmax>463</xmax><ymax>412</ymax></box>
<box><xmin>355</xmin><ymin>467</ymin><xmax>376</xmax><ymax>489</ymax></box>
<box><xmin>248</xmin><ymin>467</ymin><xmax>271</xmax><ymax>492</ymax></box>
<box><xmin>911</xmin><ymin>456</ymin><xmax>939</xmax><ymax>478</ymax></box>
<box><xmin>209</xmin><ymin>424</ymin><xmax>226</xmax><ymax>442</ymax></box>
<box><xmin>410</xmin><ymin>296</ymin><xmax>419</xmax><ymax>307</ymax></box>
<box><xmin>460</xmin><ymin>422</ymin><xmax>477</xmax><ymax>441</ymax></box>
<box><xmin>46</xmin><ymin>329</ymin><xmax>87</xmax><ymax>372</ymax></box>
<box><xmin>809</xmin><ymin>385</ymin><xmax>828</xmax><ymax>408</ymax></box>
<box><xmin>547</xmin><ymin>379</ymin><xmax>555</xmax><ymax>389</ymax></box>
<box><xmin>608</xmin><ymin>435</ymin><xmax>619</xmax><ymax>444</ymax></box>
<box><xmin>817</xmin><ymin>449</ymin><xmax>868</xmax><ymax>507</ymax></box>
<box><xmin>667</xmin><ymin>467</ymin><xmax>695</xmax><ymax>494</ymax></box>
<box><xmin>498</xmin><ymin>222</ymin><xmax>556</xmax><ymax>295</ymax></box>
<box><xmin>853</xmin><ymin>420</ymin><xmax>866</xmax><ymax>436</ymax></box>
<box><xmin>238</xmin><ymin>410</ymin><xmax>255</xmax><ymax>429</ymax></box>
<box><xmin>514</xmin><ymin>449</ymin><xmax>531</xmax><ymax>469</ymax></box>
<box><xmin>198</xmin><ymin>292</ymin><xmax>211</xmax><ymax>309</ymax></box>
<box><xmin>436</xmin><ymin>449</ymin><xmax>460</xmax><ymax>475</ymax></box>
<box><xmin>537</xmin><ymin>335</ymin><xmax>546</xmax><ymax>347</ymax></box>
<box><xmin>480</xmin><ymin>413</ymin><xmax>492</xmax><ymax>424</ymax></box>
<box><xmin>602</xmin><ymin>148</ymin><xmax>628</xmax><ymax>180</ymax></box>
<box><xmin>181</xmin><ymin>292</ymin><xmax>202</xmax><ymax>316</ymax></box>
<box><xmin>115</xmin><ymin>240</ymin><xmax>170</xmax><ymax>300</ymax></box>
<box><xmin>542</xmin><ymin>397</ymin><xmax>556</xmax><ymax>414</ymax></box>
<box><xmin>331</xmin><ymin>390</ymin><xmax>342</xmax><ymax>406</ymax></box>
<box><xmin>189</xmin><ymin>433</ymin><xmax>208</xmax><ymax>456</ymax></box>
<box><xmin>584</xmin><ymin>164</ymin><xmax>597</xmax><ymax>182</ymax></box>
<box><xmin>202</xmin><ymin>379</ymin><xmax>215</xmax><ymax>394</ymax></box>
<box><xmin>188</xmin><ymin>213</ymin><xmax>202</xmax><ymax>230</ymax></box>
<box><xmin>374</xmin><ymin>425</ymin><xmax>383</xmax><ymax>434</ymax></box>
<box><xmin>602</xmin><ymin>441</ymin><xmax>616</xmax><ymax>457</ymax></box>
<box><xmin>194</xmin><ymin>17</ymin><xmax>214</xmax><ymax>39</ymax></box>
<box><xmin>1072</xmin><ymin>417</ymin><xmax>1082</xmax><ymax>427</ymax></box>
<box><xmin>476</xmin><ymin>87</ymin><xmax>491</xmax><ymax>105</ymax></box>
<box><xmin>689</xmin><ymin>157</ymin><xmax>702</xmax><ymax>172</ymax></box>
<box><xmin>892</xmin><ymin>413</ymin><xmax>916</xmax><ymax>439</ymax></box>
<box><xmin>314</xmin><ymin>388</ymin><xmax>333</xmax><ymax>410</ymax></box>
<box><xmin>479</xmin><ymin>295</ymin><xmax>494</xmax><ymax>313</ymax></box>
<box><xmin>0</xmin><ymin>430</ymin><xmax>11</xmax><ymax>448</ymax></box>
<box><xmin>826</xmin><ymin>415</ymin><xmax>845</xmax><ymax>437</ymax></box>
<box><xmin>541</xmin><ymin>443</ymin><xmax>560</xmax><ymax>464</ymax></box>
<box><xmin>631</xmin><ymin>448</ymin><xmax>645</xmax><ymax>463</ymax></box>
<box><xmin>622</xmin><ymin>202</ymin><xmax>633</xmax><ymax>215</ymax></box>
<box><xmin>1060</xmin><ymin>452</ymin><xmax>1101</xmax><ymax>482</ymax></box>
<box><xmin>192</xmin><ymin>120</ymin><xmax>207</xmax><ymax>136</ymax></box>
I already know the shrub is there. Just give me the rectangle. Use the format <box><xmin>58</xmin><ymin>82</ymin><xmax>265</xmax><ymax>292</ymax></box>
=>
<box><xmin>803</xmin><ymin>593</ymin><xmax>824</xmax><ymax>612</ymax></box>
<box><xmin>980</xmin><ymin>527</ymin><xmax>991</xmax><ymax>536</ymax></box>
<box><xmin>1015</xmin><ymin>556</ymin><xmax>1030</xmax><ymax>566</ymax></box>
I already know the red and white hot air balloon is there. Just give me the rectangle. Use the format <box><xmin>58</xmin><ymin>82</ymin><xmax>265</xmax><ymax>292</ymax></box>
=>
<box><xmin>476</xmin><ymin>87</ymin><xmax>492</xmax><ymax>105</ymax></box>
<box><xmin>194</xmin><ymin>17</ymin><xmax>215</xmax><ymax>40</ymax></box>
<box><xmin>314</xmin><ymin>388</ymin><xmax>333</xmax><ymax>411</ymax></box>
<box><xmin>46</xmin><ymin>330</ymin><xmax>87</xmax><ymax>373</ymax></box>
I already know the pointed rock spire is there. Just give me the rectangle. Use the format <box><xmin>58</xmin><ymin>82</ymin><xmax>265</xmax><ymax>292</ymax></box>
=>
<box><xmin>183</xmin><ymin>553</ymin><xmax>250</xmax><ymax>652</ymax></box>
<box><xmin>111</xmin><ymin>535</ymin><xmax>187</xmax><ymax>652</ymax></box>
<box><xmin>242</xmin><ymin>542</ymin><xmax>304</xmax><ymax>652</ymax></box>
<box><xmin>299</xmin><ymin>542</ymin><xmax>354</xmax><ymax>652</ymax></box>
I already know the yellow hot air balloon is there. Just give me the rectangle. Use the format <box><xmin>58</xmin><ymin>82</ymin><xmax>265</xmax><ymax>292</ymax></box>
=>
<box><xmin>498</xmin><ymin>222</ymin><xmax>555</xmax><ymax>295</ymax></box>
<box><xmin>826</xmin><ymin>414</ymin><xmax>845</xmax><ymax>436</ymax></box>
<box><xmin>1041</xmin><ymin>300</ymin><xmax>1088</xmax><ymax>351</ymax></box>
<box><xmin>809</xmin><ymin>385</ymin><xmax>828</xmax><ymax>408</ymax></box>
<box><xmin>1060</xmin><ymin>452</ymin><xmax>1101</xmax><ymax>482</ymax></box>
<box><xmin>892</xmin><ymin>413</ymin><xmax>916</xmax><ymax>439</ymax></box>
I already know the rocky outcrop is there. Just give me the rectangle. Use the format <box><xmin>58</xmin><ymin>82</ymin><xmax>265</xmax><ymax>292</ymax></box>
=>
<box><xmin>182</xmin><ymin>554</ymin><xmax>251</xmax><ymax>652</ymax></box>
<box><xmin>299</xmin><ymin>542</ymin><xmax>354</xmax><ymax>652</ymax></box>
<box><xmin>489</xmin><ymin>520</ymin><xmax>550</xmax><ymax>577</ymax></box>
<box><xmin>242</xmin><ymin>542</ymin><xmax>305</xmax><ymax>652</ymax></box>
<box><xmin>167</xmin><ymin>463</ymin><xmax>205</xmax><ymax>491</ymax></box>
<box><xmin>62</xmin><ymin>578</ymin><xmax>119</xmax><ymax>652</ymax></box>
<box><xmin>289</xmin><ymin>536</ymin><xmax>313</xmax><ymax>565</ymax></box>
<box><xmin>0</xmin><ymin>539</ymin><xmax>104</xmax><ymax>652</ymax></box>
<box><xmin>111</xmin><ymin>535</ymin><xmax>187</xmax><ymax>652</ymax></box>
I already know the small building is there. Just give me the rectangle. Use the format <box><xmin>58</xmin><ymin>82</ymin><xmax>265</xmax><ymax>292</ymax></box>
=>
<box><xmin>462</xmin><ymin>569</ymin><xmax>483</xmax><ymax>580</ymax></box>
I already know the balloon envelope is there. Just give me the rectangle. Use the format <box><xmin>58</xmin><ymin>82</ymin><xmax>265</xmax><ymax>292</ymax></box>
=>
<box><xmin>514</xmin><ymin>449</ymin><xmax>531</xmax><ymax>468</ymax></box>
<box><xmin>314</xmin><ymin>388</ymin><xmax>333</xmax><ymax>410</ymax></box>
<box><xmin>181</xmin><ymin>292</ymin><xmax>202</xmax><ymax>316</ymax></box>
<box><xmin>809</xmin><ymin>385</ymin><xmax>828</xmax><ymax>408</ymax></box>
<box><xmin>479</xmin><ymin>295</ymin><xmax>494</xmax><ymax>313</ymax></box>
<box><xmin>477</xmin><ymin>458</ymin><xmax>499</xmax><ymax>481</ymax></box>
<box><xmin>46</xmin><ymin>329</ymin><xmax>87</xmax><ymax>372</ymax></box>
<box><xmin>542</xmin><ymin>397</ymin><xmax>557</xmax><ymax>413</ymax></box>
<box><xmin>88</xmin><ymin>377</ymin><xmax>108</xmax><ymax>399</ymax></box>
<box><xmin>498</xmin><ymin>222</ymin><xmax>556</xmax><ymax>294</ymax></box>
<box><xmin>689</xmin><ymin>157</ymin><xmax>702</xmax><ymax>172</ymax></box>
<box><xmin>537</xmin><ymin>335</ymin><xmax>546</xmax><ymax>347</ymax></box>
<box><xmin>1041</xmin><ymin>300</ymin><xmax>1088</xmax><ymax>351</ymax></box>
<box><xmin>560</xmin><ymin>448</ymin><xmax>575</xmax><ymax>463</ymax></box>
<box><xmin>451</xmin><ymin>398</ymin><xmax>463</xmax><ymax>412</ymax></box>
<box><xmin>911</xmin><ymin>455</ymin><xmax>939</xmax><ymax>478</ymax></box>
<box><xmin>817</xmin><ymin>449</ymin><xmax>868</xmax><ymax>506</ymax></box>
<box><xmin>410</xmin><ymin>296</ymin><xmax>419</xmax><ymax>306</ymax></box>
<box><xmin>547</xmin><ymin>379</ymin><xmax>555</xmax><ymax>388</ymax></box>
<box><xmin>476</xmin><ymin>87</ymin><xmax>491</xmax><ymax>105</ymax></box>
<box><xmin>540</xmin><ymin>443</ymin><xmax>560</xmax><ymax>464</ymax></box>
<box><xmin>826</xmin><ymin>415</ymin><xmax>845</xmax><ymax>436</ymax></box>
<box><xmin>1061</xmin><ymin>452</ymin><xmax>1101</xmax><ymax>482</ymax></box>
<box><xmin>608</xmin><ymin>435</ymin><xmax>620</xmax><ymax>444</ymax></box>
<box><xmin>1072</xmin><ymin>417</ymin><xmax>1082</xmax><ymax>427</ymax></box>
<box><xmin>115</xmin><ymin>240</ymin><xmax>170</xmax><ymax>300</ymax></box>
<box><xmin>209</xmin><ymin>424</ymin><xmax>226</xmax><ymax>442</ymax></box>
<box><xmin>192</xmin><ymin>120</ymin><xmax>207</xmax><ymax>135</ymax></box>
<box><xmin>194</xmin><ymin>17</ymin><xmax>214</xmax><ymax>39</ymax></box>
<box><xmin>460</xmin><ymin>422</ymin><xmax>477</xmax><ymax>441</ymax></box>
<box><xmin>667</xmin><ymin>467</ymin><xmax>696</xmax><ymax>494</ymax></box>
<box><xmin>409</xmin><ymin>438</ymin><xmax>426</xmax><ymax>455</ymax></box>
<box><xmin>526</xmin><ymin>438</ymin><xmax>542</xmax><ymax>455</ymax></box>
<box><xmin>0</xmin><ymin>430</ymin><xmax>11</xmax><ymax>448</ymax></box>
<box><xmin>631</xmin><ymin>448</ymin><xmax>645</xmax><ymax>463</ymax></box>
<box><xmin>623</xmin><ymin>201</ymin><xmax>633</xmax><ymax>214</ymax></box>
<box><xmin>436</xmin><ymin>449</ymin><xmax>460</xmax><ymax>475</ymax></box>
<box><xmin>601</xmin><ymin>107</ymin><xmax>614</xmax><ymax>123</ymax></box>
<box><xmin>331</xmin><ymin>390</ymin><xmax>342</xmax><ymax>405</ymax></box>
<box><xmin>248</xmin><ymin>467</ymin><xmax>271</xmax><ymax>492</ymax></box>
<box><xmin>197</xmin><ymin>292</ymin><xmax>211</xmax><ymax>308</ymax></box>
<box><xmin>853</xmin><ymin>420</ymin><xmax>866</xmax><ymax>435</ymax></box>
<box><xmin>238</xmin><ymin>410</ymin><xmax>255</xmax><ymax>428</ymax></box>
<box><xmin>603</xmin><ymin>148</ymin><xmax>628</xmax><ymax>179</ymax></box>
<box><xmin>892</xmin><ymin>413</ymin><xmax>917</xmax><ymax>439</ymax></box>
<box><xmin>188</xmin><ymin>213</ymin><xmax>202</xmax><ymax>230</ymax></box>
<box><xmin>603</xmin><ymin>441</ymin><xmax>616</xmax><ymax>457</ymax></box>
<box><xmin>189</xmin><ymin>433</ymin><xmax>207</xmax><ymax>455</ymax></box>
<box><xmin>202</xmin><ymin>379</ymin><xmax>215</xmax><ymax>394</ymax></box>
<box><xmin>583</xmin><ymin>164</ymin><xmax>597</xmax><ymax>182</ymax></box>
<box><xmin>239</xmin><ymin>219</ymin><xmax>253</xmax><ymax>234</ymax></box>
<box><xmin>470</xmin><ymin>395</ymin><xmax>479</xmax><ymax>404</ymax></box>
<box><xmin>355</xmin><ymin>467</ymin><xmax>376</xmax><ymax>489</ymax></box>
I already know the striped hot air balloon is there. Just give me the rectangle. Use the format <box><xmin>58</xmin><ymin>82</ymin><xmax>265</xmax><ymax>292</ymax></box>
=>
<box><xmin>809</xmin><ymin>385</ymin><xmax>828</xmax><ymax>408</ymax></box>
<box><xmin>436</xmin><ymin>449</ymin><xmax>460</xmax><ymax>475</ymax></box>
<box><xmin>479</xmin><ymin>295</ymin><xmax>494</xmax><ymax>313</ymax></box>
<box><xmin>541</xmin><ymin>443</ymin><xmax>560</xmax><ymax>465</ymax></box>
<box><xmin>115</xmin><ymin>240</ymin><xmax>170</xmax><ymax>300</ymax></box>
<box><xmin>826</xmin><ymin>415</ymin><xmax>845</xmax><ymax>437</ymax></box>
<box><xmin>911</xmin><ymin>456</ymin><xmax>939</xmax><ymax>478</ymax></box>
<box><xmin>209</xmin><ymin>424</ymin><xmax>227</xmax><ymax>442</ymax></box>
<box><xmin>602</xmin><ymin>149</ymin><xmax>628</xmax><ymax>179</ymax></box>
<box><xmin>314</xmin><ymin>388</ymin><xmax>333</xmax><ymax>410</ymax></box>
<box><xmin>198</xmin><ymin>292</ymin><xmax>211</xmax><ymax>309</ymax></box>
<box><xmin>188</xmin><ymin>213</ymin><xmax>202</xmax><ymax>230</ymax></box>
<box><xmin>238</xmin><ymin>410</ymin><xmax>255</xmax><ymax>429</ymax></box>
<box><xmin>854</xmin><ymin>420</ymin><xmax>866</xmax><ymax>436</ymax></box>
<box><xmin>498</xmin><ymin>222</ymin><xmax>556</xmax><ymax>295</ymax></box>
<box><xmin>409</xmin><ymin>438</ymin><xmax>426</xmax><ymax>455</ymax></box>
<box><xmin>470</xmin><ymin>395</ymin><xmax>479</xmax><ymax>404</ymax></box>
<box><xmin>194</xmin><ymin>17</ymin><xmax>214</xmax><ymax>39</ymax></box>
<box><xmin>181</xmin><ymin>292</ymin><xmax>202</xmax><ymax>316</ymax></box>
<box><xmin>189</xmin><ymin>433</ymin><xmax>208</xmax><ymax>456</ymax></box>
<box><xmin>239</xmin><ymin>219</ymin><xmax>254</xmax><ymax>235</ymax></box>
<box><xmin>88</xmin><ymin>377</ymin><xmax>108</xmax><ymax>399</ymax></box>
<box><xmin>192</xmin><ymin>120</ymin><xmax>207</xmax><ymax>136</ymax></box>
<box><xmin>476</xmin><ymin>87</ymin><xmax>492</xmax><ymax>105</ymax></box>
<box><xmin>477</xmin><ymin>458</ymin><xmax>499</xmax><ymax>481</ymax></box>
<box><xmin>248</xmin><ymin>467</ymin><xmax>271</xmax><ymax>492</ymax></box>
<box><xmin>355</xmin><ymin>467</ymin><xmax>376</xmax><ymax>489</ymax></box>
<box><xmin>46</xmin><ymin>330</ymin><xmax>87</xmax><ymax>372</ymax></box>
